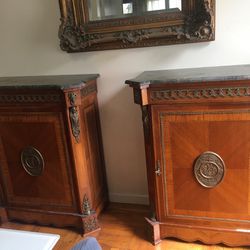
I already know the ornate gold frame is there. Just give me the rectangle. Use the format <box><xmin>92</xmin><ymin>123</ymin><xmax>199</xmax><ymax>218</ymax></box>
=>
<box><xmin>58</xmin><ymin>0</ymin><xmax>215</xmax><ymax>52</ymax></box>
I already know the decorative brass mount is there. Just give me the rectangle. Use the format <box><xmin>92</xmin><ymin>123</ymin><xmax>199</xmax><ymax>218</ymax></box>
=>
<box><xmin>21</xmin><ymin>146</ymin><xmax>44</xmax><ymax>176</ymax></box>
<box><xmin>194</xmin><ymin>151</ymin><xmax>225</xmax><ymax>188</ymax></box>
<box><xmin>68</xmin><ymin>92</ymin><xmax>80</xmax><ymax>143</ymax></box>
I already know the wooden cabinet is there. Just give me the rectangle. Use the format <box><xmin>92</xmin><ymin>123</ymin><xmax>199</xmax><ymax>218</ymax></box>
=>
<box><xmin>0</xmin><ymin>75</ymin><xmax>108</xmax><ymax>235</ymax></box>
<box><xmin>126</xmin><ymin>65</ymin><xmax>250</xmax><ymax>246</ymax></box>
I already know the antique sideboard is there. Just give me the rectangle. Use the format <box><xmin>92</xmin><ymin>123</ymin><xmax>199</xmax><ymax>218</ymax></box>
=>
<box><xmin>0</xmin><ymin>75</ymin><xmax>108</xmax><ymax>235</ymax></box>
<box><xmin>126</xmin><ymin>65</ymin><xmax>250</xmax><ymax>246</ymax></box>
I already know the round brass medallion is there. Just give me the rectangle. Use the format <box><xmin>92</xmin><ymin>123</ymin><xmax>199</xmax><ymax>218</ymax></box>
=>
<box><xmin>194</xmin><ymin>151</ymin><xmax>225</xmax><ymax>188</ymax></box>
<box><xmin>21</xmin><ymin>147</ymin><xmax>44</xmax><ymax>176</ymax></box>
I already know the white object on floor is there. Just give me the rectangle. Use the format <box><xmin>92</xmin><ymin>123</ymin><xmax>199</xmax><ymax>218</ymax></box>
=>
<box><xmin>0</xmin><ymin>228</ymin><xmax>60</xmax><ymax>250</ymax></box>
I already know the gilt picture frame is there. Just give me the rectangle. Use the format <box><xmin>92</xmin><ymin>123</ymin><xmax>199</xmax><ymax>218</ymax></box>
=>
<box><xmin>58</xmin><ymin>0</ymin><xmax>215</xmax><ymax>52</ymax></box>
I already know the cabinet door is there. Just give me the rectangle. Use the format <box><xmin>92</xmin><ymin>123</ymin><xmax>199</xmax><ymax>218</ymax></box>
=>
<box><xmin>153</xmin><ymin>106</ymin><xmax>250</xmax><ymax>225</ymax></box>
<box><xmin>0</xmin><ymin>112</ymin><xmax>75</xmax><ymax>212</ymax></box>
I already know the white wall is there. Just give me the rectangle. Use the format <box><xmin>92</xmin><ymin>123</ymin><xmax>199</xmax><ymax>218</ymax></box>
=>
<box><xmin>0</xmin><ymin>0</ymin><xmax>250</xmax><ymax>204</ymax></box>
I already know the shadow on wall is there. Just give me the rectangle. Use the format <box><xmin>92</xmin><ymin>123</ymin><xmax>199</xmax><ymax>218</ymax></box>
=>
<box><xmin>0</xmin><ymin>0</ymin><xmax>66</xmax><ymax>75</ymax></box>
<box><xmin>99</xmin><ymin>84</ymin><xmax>148</xmax><ymax>197</ymax></box>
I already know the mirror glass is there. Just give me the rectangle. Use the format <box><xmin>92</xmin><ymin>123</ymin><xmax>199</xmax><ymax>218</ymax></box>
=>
<box><xmin>88</xmin><ymin>0</ymin><xmax>182</xmax><ymax>21</ymax></box>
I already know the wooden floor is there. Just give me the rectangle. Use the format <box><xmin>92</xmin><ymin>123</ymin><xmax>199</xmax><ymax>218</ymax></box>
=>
<box><xmin>1</xmin><ymin>203</ymin><xmax>250</xmax><ymax>250</ymax></box>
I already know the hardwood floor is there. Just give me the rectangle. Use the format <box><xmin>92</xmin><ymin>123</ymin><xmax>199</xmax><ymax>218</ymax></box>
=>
<box><xmin>1</xmin><ymin>203</ymin><xmax>249</xmax><ymax>250</ymax></box>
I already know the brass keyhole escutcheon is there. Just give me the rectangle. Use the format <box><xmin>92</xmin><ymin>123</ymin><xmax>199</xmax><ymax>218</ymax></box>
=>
<box><xmin>21</xmin><ymin>146</ymin><xmax>44</xmax><ymax>176</ymax></box>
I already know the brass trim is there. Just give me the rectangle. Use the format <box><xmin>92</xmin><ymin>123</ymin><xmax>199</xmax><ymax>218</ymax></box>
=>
<box><xmin>83</xmin><ymin>194</ymin><xmax>91</xmax><ymax>215</ymax></box>
<box><xmin>167</xmin><ymin>213</ymin><xmax>250</xmax><ymax>224</ymax></box>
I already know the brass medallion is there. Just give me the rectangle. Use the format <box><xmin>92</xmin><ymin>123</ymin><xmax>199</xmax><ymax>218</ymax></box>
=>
<box><xmin>21</xmin><ymin>147</ymin><xmax>44</xmax><ymax>176</ymax></box>
<box><xmin>194</xmin><ymin>151</ymin><xmax>225</xmax><ymax>188</ymax></box>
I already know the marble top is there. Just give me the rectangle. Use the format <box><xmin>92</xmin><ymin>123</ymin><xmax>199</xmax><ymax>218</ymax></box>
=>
<box><xmin>125</xmin><ymin>65</ymin><xmax>250</xmax><ymax>86</ymax></box>
<box><xmin>0</xmin><ymin>74</ymin><xmax>99</xmax><ymax>89</ymax></box>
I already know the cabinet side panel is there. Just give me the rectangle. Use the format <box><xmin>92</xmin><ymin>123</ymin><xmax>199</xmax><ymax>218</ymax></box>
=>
<box><xmin>80</xmin><ymin>101</ymin><xmax>107</xmax><ymax>212</ymax></box>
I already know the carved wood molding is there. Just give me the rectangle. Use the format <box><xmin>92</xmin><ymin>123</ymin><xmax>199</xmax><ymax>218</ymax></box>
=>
<box><xmin>151</xmin><ymin>86</ymin><xmax>250</xmax><ymax>101</ymax></box>
<box><xmin>58</xmin><ymin>0</ymin><xmax>215</xmax><ymax>52</ymax></box>
<box><xmin>81</xmin><ymin>84</ymin><xmax>97</xmax><ymax>97</ymax></box>
<box><xmin>0</xmin><ymin>94</ymin><xmax>61</xmax><ymax>103</ymax></box>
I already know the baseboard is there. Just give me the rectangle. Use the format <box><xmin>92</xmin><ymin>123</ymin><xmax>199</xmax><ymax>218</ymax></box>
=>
<box><xmin>109</xmin><ymin>193</ymin><xmax>149</xmax><ymax>205</ymax></box>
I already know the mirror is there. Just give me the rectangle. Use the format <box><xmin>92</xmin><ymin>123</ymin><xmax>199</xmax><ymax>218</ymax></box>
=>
<box><xmin>88</xmin><ymin>0</ymin><xmax>182</xmax><ymax>21</ymax></box>
<box><xmin>58</xmin><ymin>0</ymin><xmax>215</xmax><ymax>52</ymax></box>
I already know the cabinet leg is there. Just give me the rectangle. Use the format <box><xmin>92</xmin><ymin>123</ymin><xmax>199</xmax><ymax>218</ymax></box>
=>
<box><xmin>82</xmin><ymin>212</ymin><xmax>101</xmax><ymax>236</ymax></box>
<box><xmin>0</xmin><ymin>207</ymin><xmax>8</xmax><ymax>224</ymax></box>
<box><xmin>145</xmin><ymin>217</ymin><xmax>161</xmax><ymax>245</ymax></box>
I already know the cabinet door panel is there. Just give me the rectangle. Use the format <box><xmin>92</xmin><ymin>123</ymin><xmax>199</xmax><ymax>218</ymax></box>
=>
<box><xmin>0</xmin><ymin>113</ymin><xmax>75</xmax><ymax>211</ymax></box>
<box><xmin>156</xmin><ymin>108</ymin><xmax>250</xmax><ymax>222</ymax></box>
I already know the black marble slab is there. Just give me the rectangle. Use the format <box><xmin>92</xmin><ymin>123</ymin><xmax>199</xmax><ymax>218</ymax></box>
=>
<box><xmin>0</xmin><ymin>74</ymin><xmax>99</xmax><ymax>90</ymax></box>
<box><xmin>125</xmin><ymin>65</ymin><xmax>250</xmax><ymax>86</ymax></box>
